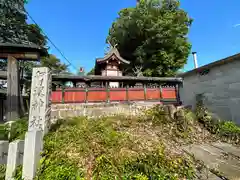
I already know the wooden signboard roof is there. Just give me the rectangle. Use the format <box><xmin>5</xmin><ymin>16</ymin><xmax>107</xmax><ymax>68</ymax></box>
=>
<box><xmin>0</xmin><ymin>43</ymin><xmax>44</xmax><ymax>60</ymax></box>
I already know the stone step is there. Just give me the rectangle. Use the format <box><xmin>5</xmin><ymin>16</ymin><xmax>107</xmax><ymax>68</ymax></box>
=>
<box><xmin>212</xmin><ymin>142</ymin><xmax>240</xmax><ymax>158</ymax></box>
<box><xmin>183</xmin><ymin>143</ymin><xmax>240</xmax><ymax>179</ymax></box>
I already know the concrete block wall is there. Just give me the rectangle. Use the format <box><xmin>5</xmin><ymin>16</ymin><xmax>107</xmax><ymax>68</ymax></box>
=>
<box><xmin>180</xmin><ymin>59</ymin><xmax>240</xmax><ymax>124</ymax></box>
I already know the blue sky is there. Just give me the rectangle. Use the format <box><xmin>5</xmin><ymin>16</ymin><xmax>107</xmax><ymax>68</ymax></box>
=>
<box><xmin>26</xmin><ymin>0</ymin><xmax>240</xmax><ymax>74</ymax></box>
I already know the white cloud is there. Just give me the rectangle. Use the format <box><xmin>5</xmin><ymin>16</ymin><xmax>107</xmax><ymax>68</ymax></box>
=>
<box><xmin>233</xmin><ymin>24</ymin><xmax>240</xmax><ymax>28</ymax></box>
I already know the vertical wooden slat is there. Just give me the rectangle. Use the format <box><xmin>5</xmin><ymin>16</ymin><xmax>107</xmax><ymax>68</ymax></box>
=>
<box><xmin>143</xmin><ymin>83</ymin><xmax>147</xmax><ymax>100</ymax></box>
<box><xmin>85</xmin><ymin>83</ymin><xmax>88</xmax><ymax>104</ymax></box>
<box><xmin>106</xmin><ymin>82</ymin><xmax>110</xmax><ymax>103</ymax></box>
<box><xmin>61</xmin><ymin>83</ymin><xmax>65</xmax><ymax>104</ymax></box>
<box><xmin>175</xmin><ymin>84</ymin><xmax>180</xmax><ymax>105</ymax></box>
<box><xmin>159</xmin><ymin>84</ymin><xmax>162</xmax><ymax>101</ymax></box>
<box><xmin>126</xmin><ymin>84</ymin><xmax>129</xmax><ymax>103</ymax></box>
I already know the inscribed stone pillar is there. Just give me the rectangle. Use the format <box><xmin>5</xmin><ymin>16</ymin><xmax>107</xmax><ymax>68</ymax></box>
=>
<box><xmin>22</xmin><ymin>67</ymin><xmax>51</xmax><ymax>180</ymax></box>
<box><xmin>5</xmin><ymin>140</ymin><xmax>24</xmax><ymax>180</ymax></box>
<box><xmin>28</xmin><ymin>67</ymin><xmax>52</xmax><ymax>135</ymax></box>
<box><xmin>7</xmin><ymin>56</ymin><xmax>20</xmax><ymax>121</ymax></box>
<box><xmin>22</xmin><ymin>130</ymin><xmax>43</xmax><ymax>180</ymax></box>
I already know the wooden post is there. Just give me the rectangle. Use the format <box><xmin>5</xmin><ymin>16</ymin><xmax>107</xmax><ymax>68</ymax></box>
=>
<box><xmin>126</xmin><ymin>84</ymin><xmax>129</xmax><ymax>103</ymax></box>
<box><xmin>106</xmin><ymin>82</ymin><xmax>110</xmax><ymax>103</ymax></box>
<box><xmin>25</xmin><ymin>97</ymin><xmax>29</xmax><ymax>111</ymax></box>
<box><xmin>7</xmin><ymin>55</ymin><xmax>20</xmax><ymax>121</ymax></box>
<box><xmin>159</xmin><ymin>84</ymin><xmax>163</xmax><ymax>102</ymax></box>
<box><xmin>85</xmin><ymin>83</ymin><xmax>88</xmax><ymax>104</ymax></box>
<box><xmin>61</xmin><ymin>82</ymin><xmax>65</xmax><ymax>104</ymax></box>
<box><xmin>175</xmin><ymin>84</ymin><xmax>180</xmax><ymax>105</ymax></box>
<box><xmin>143</xmin><ymin>83</ymin><xmax>147</xmax><ymax>100</ymax></box>
<box><xmin>19</xmin><ymin>89</ymin><xmax>26</xmax><ymax>117</ymax></box>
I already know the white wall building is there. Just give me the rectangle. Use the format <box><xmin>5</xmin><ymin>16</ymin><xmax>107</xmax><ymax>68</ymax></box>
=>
<box><xmin>179</xmin><ymin>53</ymin><xmax>240</xmax><ymax>124</ymax></box>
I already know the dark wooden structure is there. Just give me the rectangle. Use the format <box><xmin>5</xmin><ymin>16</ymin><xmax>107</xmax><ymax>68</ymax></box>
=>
<box><xmin>0</xmin><ymin>43</ymin><xmax>43</xmax><ymax>121</ymax></box>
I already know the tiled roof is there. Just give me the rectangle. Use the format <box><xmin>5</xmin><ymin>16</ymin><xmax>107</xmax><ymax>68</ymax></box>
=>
<box><xmin>96</xmin><ymin>47</ymin><xmax>130</xmax><ymax>64</ymax></box>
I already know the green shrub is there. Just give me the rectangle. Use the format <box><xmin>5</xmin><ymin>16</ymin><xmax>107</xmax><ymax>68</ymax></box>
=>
<box><xmin>195</xmin><ymin>101</ymin><xmax>240</xmax><ymax>143</ymax></box>
<box><xmin>5</xmin><ymin>118</ymin><xmax>28</xmax><ymax>142</ymax></box>
<box><xmin>0</xmin><ymin>165</ymin><xmax>6</xmax><ymax>180</ymax></box>
<box><xmin>13</xmin><ymin>165</ymin><xmax>23</xmax><ymax>180</ymax></box>
<box><xmin>0</xmin><ymin>117</ymin><xmax>28</xmax><ymax>142</ymax></box>
<box><xmin>145</xmin><ymin>105</ymin><xmax>168</xmax><ymax>125</ymax></box>
<box><xmin>36</xmin><ymin>116</ymin><xmax>196</xmax><ymax>179</ymax></box>
<box><xmin>0</xmin><ymin>124</ymin><xmax>8</xmax><ymax>140</ymax></box>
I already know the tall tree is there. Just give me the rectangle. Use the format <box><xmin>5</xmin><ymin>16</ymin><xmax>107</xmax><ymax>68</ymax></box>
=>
<box><xmin>27</xmin><ymin>24</ymin><xmax>49</xmax><ymax>55</ymax></box>
<box><xmin>40</xmin><ymin>55</ymin><xmax>68</xmax><ymax>74</ymax></box>
<box><xmin>0</xmin><ymin>0</ymin><xmax>33</xmax><ymax>45</ymax></box>
<box><xmin>107</xmin><ymin>0</ymin><xmax>192</xmax><ymax>77</ymax></box>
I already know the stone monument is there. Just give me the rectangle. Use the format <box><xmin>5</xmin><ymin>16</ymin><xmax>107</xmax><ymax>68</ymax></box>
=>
<box><xmin>22</xmin><ymin>67</ymin><xmax>52</xmax><ymax>180</ymax></box>
<box><xmin>27</xmin><ymin>67</ymin><xmax>52</xmax><ymax>134</ymax></box>
<box><xmin>5</xmin><ymin>140</ymin><xmax>24</xmax><ymax>180</ymax></box>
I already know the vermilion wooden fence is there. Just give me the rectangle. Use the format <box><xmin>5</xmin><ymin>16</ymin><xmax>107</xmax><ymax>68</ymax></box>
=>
<box><xmin>51</xmin><ymin>87</ymin><xmax>178</xmax><ymax>104</ymax></box>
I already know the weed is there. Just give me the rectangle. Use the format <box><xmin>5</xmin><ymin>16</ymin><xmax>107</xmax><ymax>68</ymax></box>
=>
<box><xmin>0</xmin><ymin>165</ymin><xmax>6</xmax><ymax>179</ymax></box>
<box><xmin>37</xmin><ymin>116</ymin><xmax>196</xmax><ymax>179</ymax></box>
<box><xmin>196</xmin><ymin>100</ymin><xmax>240</xmax><ymax>144</ymax></box>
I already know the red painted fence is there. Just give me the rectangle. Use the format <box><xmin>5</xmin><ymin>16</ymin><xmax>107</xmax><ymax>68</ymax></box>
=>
<box><xmin>51</xmin><ymin>87</ymin><xmax>178</xmax><ymax>104</ymax></box>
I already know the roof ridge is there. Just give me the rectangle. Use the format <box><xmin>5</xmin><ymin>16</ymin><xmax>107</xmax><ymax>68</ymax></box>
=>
<box><xmin>96</xmin><ymin>47</ymin><xmax>130</xmax><ymax>64</ymax></box>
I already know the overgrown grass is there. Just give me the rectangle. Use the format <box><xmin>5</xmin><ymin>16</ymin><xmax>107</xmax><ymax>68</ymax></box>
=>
<box><xmin>0</xmin><ymin>118</ymin><xmax>28</xmax><ymax>142</ymax></box>
<box><xmin>0</xmin><ymin>165</ymin><xmax>6</xmax><ymax>180</ymax></box>
<box><xmin>196</xmin><ymin>102</ymin><xmax>240</xmax><ymax>144</ymax></box>
<box><xmin>0</xmin><ymin>123</ymin><xmax>8</xmax><ymax>140</ymax></box>
<box><xmin>36</xmin><ymin>116</ymin><xmax>196</xmax><ymax>179</ymax></box>
<box><xmin>3</xmin><ymin>103</ymin><xmax>240</xmax><ymax>179</ymax></box>
<box><xmin>144</xmin><ymin>105</ymin><xmax>209</xmax><ymax>144</ymax></box>
<box><xmin>8</xmin><ymin>118</ymin><xmax>28</xmax><ymax>142</ymax></box>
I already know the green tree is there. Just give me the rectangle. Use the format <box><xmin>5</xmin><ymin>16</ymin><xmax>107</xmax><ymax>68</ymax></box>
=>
<box><xmin>40</xmin><ymin>55</ymin><xmax>68</xmax><ymax>74</ymax></box>
<box><xmin>87</xmin><ymin>68</ymin><xmax>95</xmax><ymax>75</ymax></box>
<box><xmin>0</xmin><ymin>0</ymin><xmax>31</xmax><ymax>45</ymax></box>
<box><xmin>27</xmin><ymin>24</ymin><xmax>49</xmax><ymax>56</ymax></box>
<box><xmin>107</xmin><ymin>0</ymin><xmax>192</xmax><ymax>77</ymax></box>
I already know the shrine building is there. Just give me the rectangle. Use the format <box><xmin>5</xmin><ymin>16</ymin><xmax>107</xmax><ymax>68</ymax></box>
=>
<box><xmin>94</xmin><ymin>47</ymin><xmax>130</xmax><ymax>87</ymax></box>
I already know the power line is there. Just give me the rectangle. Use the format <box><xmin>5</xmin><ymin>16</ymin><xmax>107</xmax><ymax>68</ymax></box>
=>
<box><xmin>25</xmin><ymin>11</ymin><xmax>78</xmax><ymax>71</ymax></box>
